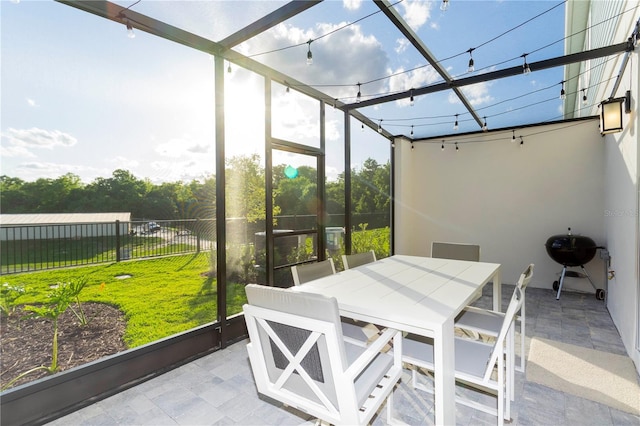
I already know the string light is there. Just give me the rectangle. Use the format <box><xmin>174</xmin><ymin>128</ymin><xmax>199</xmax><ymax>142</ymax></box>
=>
<box><xmin>227</xmin><ymin>62</ymin><xmax>232</xmax><ymax>73</ymax></box>
<box><xmin>306</xmin><ymin>39</ymin><xmax>313</xmax><ymax>65</ymax></box>
<box><xmin>453</xmin><ymin>114</ymin><xmax>459</xmax><ymax>131</ymax></box>
<box><xmin>286</xmin><ymin>84</ymin><xmax>290</xmax><ymax>93</ymax></box>
<box><xmin>410</xmin><ymin>125</ymin><xmax>414</xmax><ymax>136</ymax></box>
<box><xmin>410</xmin><ymin>89</ymin><xmax>415</xmax><ymax>106</ymax></box>
<box><xmin>522</xmin><ymin>54</ymin><xmax>531</xmax><ymax>74</ymax></box>
<box><xmin>520</xmin><ymin>136</ymin><xmax>524</xmax><ymax>146</ymax></box>
<box><xmin>455</xmin><ymin>142</ymin><xmax>459</xmax><ymax>152</ymax></box>
<box><xmin>467</xmin><ymin>49</ymin><xmax>475</xmax><ymax>73</ymax></box>
<box><xmin>378</xmin><ymin>119</ymin><xmax>383</xmax><ymax>133</ymax></box>
<box><xmin>411</xmin><ymin>142</ymin><xmax>414</xmax><ymax>149</ymax></box>
<box><xmin>582</xmin><ymin>88</ymin><xmax>588</xmax><ymax>106</ymax></box>
<box><xmin>361</xmin><ymin>123</ymin><xmax>364</xmax><ymax>132</ymax></box>
<box><xmin>482</xmin><ymin>117</ymin><xmax>488</xmax><ymax>131</ymax></box>
<box><xmin>126</xmin><ymin>21</ymin><xmax>135</xmax><ymax>38</ymax></box>
<box><xmin>356</xmin><ymin>83</ymin><xmax>362</xmax><ymax>103</ymax></box>
<box><xmin>440</xmin><ymin>0</ymin><xmax>450</xmax><ymax>11</ymax></box>
<box><xmin>512</xmin><ymin>130</ymin><xmax>516</xmax><ymax>142</ymax></box>
<box><xmin>559</xmin><ymin>81</ymin><xmax>566</xmax><ymax>100</ymax></box>
<box><xmin>441</xmin><ymin>141</ymin><xmax>445</xmax><ymax>151</ymax></box>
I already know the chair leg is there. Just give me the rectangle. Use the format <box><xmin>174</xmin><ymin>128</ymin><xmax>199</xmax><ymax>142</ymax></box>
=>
<box><xmin>507</xmin><ymin>325</ymin><xmax>515</xmax><ymax>402</ymax></box>
<box><xmin>519</xmin><ymin>304</ymin><xmax>526</xmax><ymax>373</ymax></box>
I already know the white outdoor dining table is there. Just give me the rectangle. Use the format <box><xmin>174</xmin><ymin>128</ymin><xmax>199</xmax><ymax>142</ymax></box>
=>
<box><xmin>290</xmin><ymin>254</ymin><xmax>502</xmax><ymax>425</ymax></box>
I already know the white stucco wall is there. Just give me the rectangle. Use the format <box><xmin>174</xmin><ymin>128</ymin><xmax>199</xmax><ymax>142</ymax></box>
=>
<box><xmin>394</xmin><ymin>119</ymin><xmax>607</xmax><ymax>291</ymax></box>
<box><xmin>602</xmin><ymin>53</ymin><xmax>639</xmax><ymax>371</ymax></box>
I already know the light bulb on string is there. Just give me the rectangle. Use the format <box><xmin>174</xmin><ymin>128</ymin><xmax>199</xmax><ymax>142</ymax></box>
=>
<box><xmin>440</xmin><ymin>0</ymin><xmax>449</xmax><ymax>11</ymax></box>
<box><xmin>441</xmin><ymin>141</ymin><xmax>445</xmax><ymax>151</ymax></box>
<box><xmin>227</xmin><ymin>62</ymin><xmax>232</xmax><ymax>73</ymax></box>
<box><xmin>520</xmin><ymin>136</ymin><xmax>524</xmax><ymax>146</ymax></box>
<box><xmin>411</xmin><ymin>142</ymin><xmax>414</xmax><ymax>150</ymax></box>
<box><xmin>582</xmin><ymin>88</ymin><xmax>587</xmax><ymax>106</ymax></box>
<box><xmin>453</xmin><ymin>114</ymin><xmax>459</xmax><ymax>131</ymax></box>
<box><xmin>522</xmin><ymin>54</ymin><xmax>531</xmax><ymax>74</ymax></box>
<box><xmin>306</xmin><ymin>40</ymin><xmax>313</xmax><ymax>65</ymax></box>
<box><xmin>378</xmin><ymin>119</ymin><xmax>383</xmax><ymax>133</ymax></box>
<box><xmin>126</xmin><ymin>21</ymin><xmax>135</xmax><ymax>39</ymax></box>
<box><xmin>410</xmin><ymin>125</ymin><xmax>414</xmax><ymax>137</ymax></box>
<box><xmin>356</xmin><ymin>83</ymin><xmax>362</xmax><ymax>103</ymax></box>
<box><xmin>410</xmin><ymin>89</ymin><xmax>415</xmax><ymax>106</ymax></box>
<box><xmin>559</xmin><ymin>81</ymin><xmax>566</xmax><ymax>100</ymax></box>
<box><xmin>482</xmin><ymin>117</ymin><xmax>488</xmax><ymax>131</ymax></box>
<box><xmin>455</xmin><ymin>142</ymin><xmax>459</xmax><ymax>152</ymax></box>
<box><xmin>361</xmin><ymin>123</ymin><xmax>364</xmax><ymax>132</ymax></box>
<box><xmin>467</xmin><ymin>49</ymin><xmax>475</xmax><ymax>73</ymax></box>
<box><xmin>512</xmin><ymin>130</ymin><xmax>516</xmax><ymax>142</ymax></box>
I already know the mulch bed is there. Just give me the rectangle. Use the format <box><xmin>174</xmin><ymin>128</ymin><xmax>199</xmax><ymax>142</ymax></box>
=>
<box><xmin>1</xmin><ymin>303</ymin><xmax>127</xmax><ymax>390</ymax></box>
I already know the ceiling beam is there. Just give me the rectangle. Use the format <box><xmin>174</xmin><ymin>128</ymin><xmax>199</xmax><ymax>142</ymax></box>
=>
<box><xmin>374</xmin><ymin>0</ymin><xmax>483</xmax><ymax>128</ymax></box>
<box><xmin>344</xmin><ymin>41</ymin><xmax>633</xmax><ymax>111</ymax></box>
<box><xmin>217</xmin><ymin>1</ymin><xmax>322</xmax><ymax>49</ymax></box>
<box><xmin>55</xmin><ymin>0</ymin><xmax>390</xmax><ymax>138</ymax></box>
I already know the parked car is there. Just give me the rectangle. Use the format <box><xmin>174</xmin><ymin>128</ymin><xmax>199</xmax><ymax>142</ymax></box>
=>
<box><xmin>148</xmin><ymin>222</ymin><xmax>161</xmax><ymax>233</ymax></box>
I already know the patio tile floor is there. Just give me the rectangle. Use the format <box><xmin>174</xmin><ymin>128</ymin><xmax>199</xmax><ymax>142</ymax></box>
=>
<box><xmin>47</xmin><ymin>286</ymin><xmax>640</xmax><ymax>425</ymax></box>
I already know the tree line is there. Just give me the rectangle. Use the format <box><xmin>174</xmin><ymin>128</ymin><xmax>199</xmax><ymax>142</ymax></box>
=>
<box><xmin>0</xmin><ymin>155</ymin><xmax>390</xmax><ymax>223</ymax></box>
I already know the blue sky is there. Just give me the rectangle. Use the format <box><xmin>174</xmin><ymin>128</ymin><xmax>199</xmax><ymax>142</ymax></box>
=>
<box><xmin>1</xmin><ymin>0</ymin><xmax>565</xmax><ymax>184</ymax></box>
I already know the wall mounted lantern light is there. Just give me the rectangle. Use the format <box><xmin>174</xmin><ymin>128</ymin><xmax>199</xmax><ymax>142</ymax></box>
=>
<box><xmin>600</xmin><ymin>91</ymin><xmax>631</xmax><ymax>135</ymax></box>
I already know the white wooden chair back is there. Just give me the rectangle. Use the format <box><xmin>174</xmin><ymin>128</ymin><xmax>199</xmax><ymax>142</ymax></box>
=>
<box><xmin>243</xmin><ymin>284</ymin><xmax>400</xmax><ymax>425</ymax></box>
<box><xmin>291</xmin><ymin>259</ymin><xmax>336</xmax><ymax>286</ymax></box>
<box><xmin>431</xmin><ymin>241</ymin><xmax>480</xmax><ymax>262</ymax></box>
<box><xmin>342</xmin><ymin>250</ymin><xmax>376</xmax><ymax>269</ymax></box>
<box><xmin>483</xmin><ymin>286</ymin><xmax>524</xmax><ymax>382</ymax></box>
<box><xmin>517</xmin><ymin>263</ymin><xmax>534</xmax><ymax>291</ymax></box>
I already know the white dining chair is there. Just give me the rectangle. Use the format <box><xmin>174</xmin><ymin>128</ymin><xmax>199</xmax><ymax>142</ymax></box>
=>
<box><xmin>243</xmin><ymin>284</ymin><xmax>403</xmax><ymax>426</ymax></box>
<box><xmin>291</xmin><ymin>259</ymin><xmax>370</xmax><ymax>347</ymax></box>
<box><xmin>431</xmin><ymin>241</ymin><xmax>480</xmax><ymax>262</ymax></box>
<box><xmin>432</xmin><ymin>242</ymin><xmax>482</xmax><ymax>304</ymax></box>
<box><xmin>402</xmin><ymin>286</ymin><xmax>523</xmax><ymax>426</ymax></box>
<box><xmin>455</xmin><ymin>264</ymin><xmax>534</xmax><ymax>374</ymax></box>
<box><xmin>342</xmin><ymin>250</ymin><xmax>376</xmax><ymax>270</ymax></box>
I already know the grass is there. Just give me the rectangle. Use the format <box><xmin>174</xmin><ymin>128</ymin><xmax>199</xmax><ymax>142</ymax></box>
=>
<box><xmin>2</xmin><ymin>253</ymin><xmax>247</xmax><ymax>348</ymax></box>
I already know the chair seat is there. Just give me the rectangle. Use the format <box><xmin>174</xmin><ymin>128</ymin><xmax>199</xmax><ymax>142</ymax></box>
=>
<box><xmin>456</xmin><ymin>306</ymin><xmax>503</xmax><ymax>337</ymax></box>
<box><xmin>344</xmin><ymin>342</ymin><xmax>394</xmax><ymax>407</ymax></box>
<box><xmin>403</xmin><ymin>334</ymin><xmax>493</xmax><ymax>379</ymax></box>
<box><xmin>342</xmin><ymin>320</ymin><xmax>371</xmax><ymax>345</ymax></box>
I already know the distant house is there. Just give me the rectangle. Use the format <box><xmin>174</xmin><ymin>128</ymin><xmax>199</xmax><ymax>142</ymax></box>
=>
<box><xmin>0</xmin><ymin>213</ymin><xmax>131</xmax><ymax>241</ymax></box>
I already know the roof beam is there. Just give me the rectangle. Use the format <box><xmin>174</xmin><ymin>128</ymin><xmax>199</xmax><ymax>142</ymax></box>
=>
<box><xmin>217</xmin><ymin>1</ymin><xmax>322</xmax><ymax>49</ymax></box>
<box><xmin>374</xmin><ymin>0</ymin><xmax>483</xmax><ymax>128</ymax></box>
<box><xmin>344</xmin><ymin>41</ymin><xmax>633</xmax><ymax>111</ymax></box>
<box><xmin>55</xmin><ymin>0</ymin><xmax>390</xmax><ymax>138</ymax></box>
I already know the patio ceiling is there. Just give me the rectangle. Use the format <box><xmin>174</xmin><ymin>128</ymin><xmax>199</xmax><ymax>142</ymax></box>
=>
<box><xmin>59</xmin><ymin>0</ymin><xmax>636</xmax><ymax>140</ymax></box>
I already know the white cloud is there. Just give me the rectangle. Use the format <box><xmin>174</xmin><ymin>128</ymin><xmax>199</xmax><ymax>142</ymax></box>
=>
<box><xmin>0</xmin><ymin>144</ymin><xmax>35</xmax><ymax>158</ymax></box>
<box><xmin>449</xmin><ymin>82</ymin><xmax>494</xmax><ymax>106</ymax></box>
<box><xmin>12</xmin><ymin>161</ymin><xmax>106</xmax><ymax>183</ymax></box>
<box><xmin>388</xmin><ymin>65</ymin><xmax>441</xmax><ymax>106</ymax></box>
<box><xmin>395</xmin><ymin>38</ymin><xmax>410</xmax><ymax>54</ymax></box>
<box><xmin>244</xmin><ymin>21</ymin><xmax>389</xmax><ymax>102</ymax></box>
<box><xmin>1</xmin><ymin>128</ymin><xmax>77</xmax><ymax>150</ymax></box>
<box><xmin>107</xmin><ymin>156</ymin><xmax>140</xmax><ymax>169</ymax></box>
<box><xmin>399</xmin><ymin>0</ymin><xmax>432</xmax><ymax>30</ymax></box>
<box><xmin>26</xmin><ymin>98</ymin><xmax>38</xmax><ymax>107</ymax></box>
<box><xmin>343</xmin><ymin>0</ymin><xmax>362</xmax><ymax>11</ymax></box>
<box><xmin>155</xmin><ymin>136</ymin><xmax>211</xmax><ymax>159</ymax></box>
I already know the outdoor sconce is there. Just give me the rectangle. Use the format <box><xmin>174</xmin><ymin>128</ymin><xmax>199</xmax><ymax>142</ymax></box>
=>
<box><xmin>600</xmin><ymin>91</ymin><xmax>632</xmax><ymax>135</ymax></box>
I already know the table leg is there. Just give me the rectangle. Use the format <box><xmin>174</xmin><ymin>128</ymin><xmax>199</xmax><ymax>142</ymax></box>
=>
<box><xmin>433</xmin><ymin>317</ymin><xmax>455</xmax><ymax>425</ymax></box>
<box><xmin>492</xmin><ymin>268</ymin><xmax>502</xmax><ymax>312</ymax></box>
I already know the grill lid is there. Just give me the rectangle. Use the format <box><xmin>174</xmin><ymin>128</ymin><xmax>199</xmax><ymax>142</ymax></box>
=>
<box><xmin>545</xmin><ymin>227</ymin><xmax>597</xmax><ymax>267</ymax></box>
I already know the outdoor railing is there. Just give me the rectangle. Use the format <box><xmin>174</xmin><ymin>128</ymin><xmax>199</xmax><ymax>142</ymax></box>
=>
<box><xmin>0</xmin><ymin>219</ymin><xmax>216</xmax><ymax>275</ymax></box>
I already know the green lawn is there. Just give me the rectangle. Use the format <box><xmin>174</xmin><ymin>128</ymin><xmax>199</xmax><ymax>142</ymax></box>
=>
<box><xmin>2</xmin><ymin>253</ymin><xmax>247</xmax><ymax>348</ymax></box>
